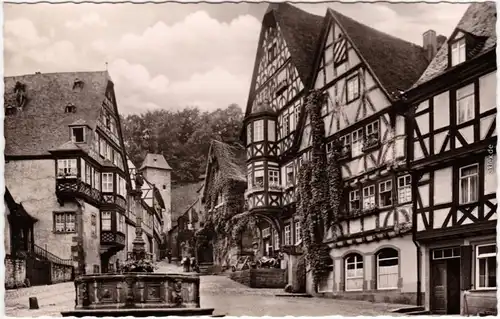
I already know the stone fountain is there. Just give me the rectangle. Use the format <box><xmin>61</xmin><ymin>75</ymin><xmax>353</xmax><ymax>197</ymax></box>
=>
<box><xmin>61</xmin><ymin>173</ymin><xmax>214</xmax><ymax>317</ymax></box>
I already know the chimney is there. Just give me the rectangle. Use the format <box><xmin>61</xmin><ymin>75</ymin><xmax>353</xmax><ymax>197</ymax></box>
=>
<box><xmin>423</xmin><ymin>29</ymin><xmax>438</xmax><ymax>62</ymax></box>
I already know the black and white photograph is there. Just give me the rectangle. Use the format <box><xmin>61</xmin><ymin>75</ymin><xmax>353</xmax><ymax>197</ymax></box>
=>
<box><xmin>3</xmin><ymin>0</ymin><xmax>497</xmax><ymax>317</ymax></box>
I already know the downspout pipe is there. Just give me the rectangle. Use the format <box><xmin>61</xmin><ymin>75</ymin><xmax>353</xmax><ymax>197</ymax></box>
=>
<box><xmin>412</xmin><ymin>236</ymin><xmax>422</xmax><ymax>306</ymax></box>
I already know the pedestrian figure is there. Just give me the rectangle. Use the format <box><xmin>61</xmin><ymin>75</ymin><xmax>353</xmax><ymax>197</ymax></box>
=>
<box><xmin>167</xmin><ymin>250</ymin><xmax>172</xmax><ymax>264</ymax></box>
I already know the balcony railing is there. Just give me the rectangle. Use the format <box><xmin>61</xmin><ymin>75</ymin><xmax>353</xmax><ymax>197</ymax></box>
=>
<box><xmin>56</xmin><ymin>179</ymin><xmax>102</xmax><ymax>206</ymax></box>
<box><xmin>102</xmin><ymin>193</ymin><xmax>127</xmax><ymax>210</ymax></box>
<box><xmin>101</xmin><ymin>231</ymin><xmax>126</xmax><ymax>246</ymax></box>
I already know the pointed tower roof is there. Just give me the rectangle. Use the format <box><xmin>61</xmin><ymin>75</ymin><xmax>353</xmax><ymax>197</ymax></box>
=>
<box><xmin>139</xmin><ymin>153</ymin><xmax>172</xmax><ymax>171</ymax></box>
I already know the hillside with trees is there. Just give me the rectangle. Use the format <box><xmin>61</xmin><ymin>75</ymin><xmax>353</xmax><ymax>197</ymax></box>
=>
<box><xmin>121</xmin><ymin>104</ymin><xmax>243</xmax><ymax>184</ymax></box>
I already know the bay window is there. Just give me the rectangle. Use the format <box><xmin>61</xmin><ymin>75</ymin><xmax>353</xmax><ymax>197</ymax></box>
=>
<box><xmin>102</xmin><ymin>173</ymin><xmax>114</xmax><ymax>193</ymax></box>
<box><xmin>117</xmin><ymin>213</ymin><xmax>125</xmax><ymax>233</ymax></box>
<box><xmin>295</xmin><ymin>221</ymin><xmax>302</xmax><ymax>244</ymax></box>
<box><xmin>284</xmin><ymin>224</ymin><xmax>291</xmax><ymax>246</ymax></box>
<box><xmin>254</xmin><ymin>170</ymin><xmax>264</xmax><ymax>188</ymax></box>
<box><xmin>376</xmin><ymin>248</ymin><xmax>399</xmax><ymax>290</ymax></box>
<box><xmin>363</xmin><ymin>185</ymin><xmax>376</xmax><ymax>210</ymax></box>
<box><xmin>253</xmin><ymin>120</ymin><xmax>264</xmax><ymax>142</ymax></box>
<box><xmin>269</xmin><ymin>170</ymin><xmax>279</xmax><ymax>188</ymax></box>
<box><xmin>459</xmin><ymin>164</ymin><xmax>479</xmax><ymax>204</ymax></box>
<box><xmin>101</xmin><ymin>211</ymin><xmax>112</xmax><ymax>231</ymax></box>
<box><xmin>476</xmin><ymin>243</ymin><xmax>496</xmax><ymax>289</ymax></box>
<box><xmin>345</xmin><ymin>253</ymin><xmax>363</xmax><ymax>291</ymax></box>
<box><xmin>57</xmin><ymin>159</ymin><xmax>77</xmax><ymax>178</ymax></box>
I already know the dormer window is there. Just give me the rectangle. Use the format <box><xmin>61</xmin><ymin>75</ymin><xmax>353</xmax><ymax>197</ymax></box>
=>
<box><xmin>451</xmin><ymin>37</ymin><xmax>466</xmax><ymax>66</ymax></box>
<box><xmin>71</xmin><ymin>127</ymin><xmax>85</xmax><ymax>143</ymax></box>
<box><xmin>65</xmin><ymin>103</ymin><xmax>76</xmax><ymax>113</ymax></box>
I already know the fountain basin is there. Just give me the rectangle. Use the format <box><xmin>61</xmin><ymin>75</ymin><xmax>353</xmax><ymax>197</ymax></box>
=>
<box><xmin>61</xmin><ymin>272</ymin><xmax>214</xmax><ymax>317</ymax></box>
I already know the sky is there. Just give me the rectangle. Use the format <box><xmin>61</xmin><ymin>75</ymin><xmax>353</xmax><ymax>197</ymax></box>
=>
<box><xmin>4</xmin><ymin>1</ymin><xmax>470</xmax><ymax>115</ymax></box>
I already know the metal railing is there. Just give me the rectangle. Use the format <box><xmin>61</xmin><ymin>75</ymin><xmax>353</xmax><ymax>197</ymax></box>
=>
<box><xmin>33</xmin><ymin>244</ymin><xmax>73</xmax><ymax>266</ymax></box>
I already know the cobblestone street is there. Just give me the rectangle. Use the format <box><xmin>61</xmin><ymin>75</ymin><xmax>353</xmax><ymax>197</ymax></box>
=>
<box><xmin>5</xmin><ymin>261</ymin><xmax>404</xmax><ymax>317</ymax></box>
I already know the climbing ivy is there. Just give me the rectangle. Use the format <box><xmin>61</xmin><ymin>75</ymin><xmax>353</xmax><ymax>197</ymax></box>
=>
<box><xmin>297</xmin><ymin>90</ymin><xmax>343</xmax><ymax>287</ymax></box>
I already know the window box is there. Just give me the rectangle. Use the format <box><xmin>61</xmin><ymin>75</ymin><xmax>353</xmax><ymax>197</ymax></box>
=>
<box><xmin>338</xmin><ymin>145</ymin><xmax>351</xmax><ymax>160</ymax></box>
<box><xmin>268</xmin><ymin>183</ymin><xmax>283</xmax><ymax>192</ymax></box>
<box><xmin>362</xmin><ymin>134</ymin><xmax>380</xmax><ymax>152</ymax></box>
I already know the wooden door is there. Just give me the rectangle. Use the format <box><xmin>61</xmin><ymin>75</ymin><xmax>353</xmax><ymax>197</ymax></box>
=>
<box><xmin>431</xmin><ymin>260</ymin><xmax>447</xmax><ymax>314</ymax></box>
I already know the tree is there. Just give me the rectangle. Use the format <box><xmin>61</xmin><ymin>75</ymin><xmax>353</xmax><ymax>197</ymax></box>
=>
<box><xmin>121</xmin><ymin>104</ymin><xmax>244</xmax><ymax>184</ymax></box>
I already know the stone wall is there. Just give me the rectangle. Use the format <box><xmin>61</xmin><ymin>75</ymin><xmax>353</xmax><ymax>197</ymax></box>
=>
<box><xmin>6</xmin><ymin>160</ymin><xmax>74</xmax><ymax>260</ymax></box>
<box><xmin>81</xmin><ymin>202</ymin><xmax>101</xmax><ymax>274</ymax></box>
<box><xmin>229</xmin><ymin>269</ymin><xmax>287</xmax><ymax>288</ymax></box>
<box><xmin>51</xmin><ymin>263</ymin><xmax>73</xmax><ymax>283</ymax></box>
<box><xmin>463</xmin><ymin>291</ymin><xmax>497</xmax><ymax>315</ymax></box>
<box><xmin>5</xmin><ymin>256</ymin><xmax>26</xmax><ymax>289</ymax></box>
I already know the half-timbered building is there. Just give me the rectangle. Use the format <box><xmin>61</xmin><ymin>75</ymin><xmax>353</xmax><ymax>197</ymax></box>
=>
<box><xmin>241</xmin><ymin>2</ymin><xmax>446</xmax><ymax>303</ymax></box>
<box><xmin>242</xmin><ymin>3</ymin><xmax>323</xmax><ymax>290</ymax></box>
<box><xmin>403</xmin><ymin>2</ymin><xmax>497</xmax><ymax>315</ymax></box>
<box><xmin>298</xmin><ymin>7</ymin><xmax>431</xmax><ymax>302</ymax></box>
<box><xmin>4</xmin><ymin>71</ymin><xmax>148</xmax><ymax>275</ymax></box>
<box><xmin>200</xmin><ymin>140</ymin><xmax>255</xmax><ymax>267</ymax></box>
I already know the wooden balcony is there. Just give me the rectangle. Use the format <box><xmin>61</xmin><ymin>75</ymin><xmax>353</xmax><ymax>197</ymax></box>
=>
<box><xmin>100</xmin><ymin>230</ymin><xmax>126</xmax><ymax>249</ymax></box>
<box><xmin>102</xmin><ymin>193</ymin><xmax>127</xmax><ymax>211</ymax></box>
<box><xmin>362</xmin><ymin>134</ymin><xmax>380</xmax><ymax>153</ymax></box>
<box><xmin>56</xmin><ymin>178</ymin><xmax>102</xmax><ymax>207</ymax></box>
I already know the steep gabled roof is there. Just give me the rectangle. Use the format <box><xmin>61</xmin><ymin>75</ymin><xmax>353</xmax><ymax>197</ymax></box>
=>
<box><xmin>201</xmin><ymin>140</ymin><xmax>247</xmax><ymax>202</ymax></box>
<box><xmin>270</xmin><ymin>3</ymin><xmax>324</xmax><ymax>86</ymax></box>
<box><xmin>412</xmin><ymin>2</ymin><xmax>496</xmax><ymax>88</ymax></box>
<box><xmin>244</xmin><ymin>3</ymin><xmax>323</xmax><ymax>117</ymax></box>
<box><xmin>4</xmin><ymin>71</ymin><xmax>110</xmax><ymax>156</ymax></box>
<box><xmin>327</xmin><ymin>8</ymin><xmax>429</xmax><ymax>97</ymax></box>
<box><xmin>171</xmin><ymin>181</ymin><xmax>204</xmax><ymax>225</ymax></box>
<box><xmin>139</xmin><ymin>153</ymin><xmax>172</xmax><ymax>171</ymax></box>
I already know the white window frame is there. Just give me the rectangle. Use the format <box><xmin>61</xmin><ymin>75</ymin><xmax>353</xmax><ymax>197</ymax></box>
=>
<box><xmin>71</xmin><ymin>127</ymin><xmax>86</xmax><ymax>143</ymax></box>
<box><xmin>286</xmin><ymin>164</ymin><xmax>294</xmax><ymax>186</ymax></box>
<box><xmin>268</xmin><ymin>120</ymin><xmax>276</xmax><ymax>142</ymax></box>
<box><xmin>284</xmin><ymin>224</ymin><xmax>291</xmax><ymax>246</ymax></box>
<box><xmin>94</xmin><ymin>170</ymin><xmax>101</xmax><ymax>191</ymax></box>
<box><xmin>295</xmin><ymin>221</ymin><xmax>302</xmax><ymax>244</ymax></box>
<box><xmin>274</xmin><ymin>231</ymin><xmax>280</xmax><ymax>248</ymax></box>
<box><xmin>398</xmin><ymin>175</ymin><xmax>412</xmax><ymax>204</ymax></box>
<box><xmin>254</xmin><ymin>170</ymin><xmax>264</xmax><ymax>188</ymax></box>
<box><xmin>101</xmin><ymin>211</ymin><xmax>112</xmax><ymax>231</ymax></box>
<box><xmin>366</xmin><ymin>121</ymin><xmax>379</xmax><ymax>139</ymax></box>
<box><xmin>459</xmin><ymin>164</ymin><xmax>479</xmax><ymax>204</ymax></box>
<box><xmin>326</xmin><ymin>141</ymin><xmax>333</xmax><ymax>155</ymax></box>
<box><xmin>247</xmin><ymin>123</ymin><xmax>252</xmax><ymax>144</ymax></box>
<box><xmin>349</xmin><ymin>190</ymin><xmax>360</xmax><ymax>211</ymax></box>
<box><xmin>284</xmin><ymin>114</ymin><xmax>291</xmax><ymax>135</ymax></box>
<box><xmin>345</xmin><ymin>254</ymin><xmax>364</xmax><ymax>292</ymax></box>
<box><xmin>268</xmin><ymin>170</ymin><xmax>279</xmax><ymax>185</ymax></box>
<box><xmin>346</xmin><ymin>75</ymin><xmax>360</xmax><ymax>103</ymax></box>
<box><xmin>253</xmin><ymin>120</ymin><xmax>264</xmax><ymax>142</ymax></box>
<box><xmin>54</xmin><ymin>212</ymin><xmax>76</xmax><ymax>233</ymax></box>
<box><xmin>351</xmin><ymin>128</ymin><xmax>364</xmax><ymax>157</ymax></box>
<box><xmin>379</xmin><ymin>180</ymin><xmax>393</xmax><ymax>208</ymax></box>
<box><xmin>457</xmin><ymin>87</ymin><xmax>475</xmax><ymax>124</ymax></box>
<box><xmin>57</xmin><ymin>159</ymin><xmax>78</xmax><ymax>178</ymax></box>
<box><xmin>102</xmin><ymin>172</ymin><xmax>114</xmax><ymax>193</ymax></box>
<box><xmin>117</xmin><ymin>213</ymin><xmax>125</xmax><ymax>233</ymax></box>
<box><xmin>451</xmin><ymin>38</ymin><xmax>466</xmax><ymax>66</ymax></box>
<box><xmin>376</xmin><ymin>249</ymin><xmax>399</xmax><ymax>290</ymax></box>
<box><xmin>475</xmin><ymin>243</ymin><xmax>497</xmax><ymax>290</ymax></box>
<box><xmin>363</xmin><ymin>185</ymin><xmax>376</xmax><ymax>210</ymax></box>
